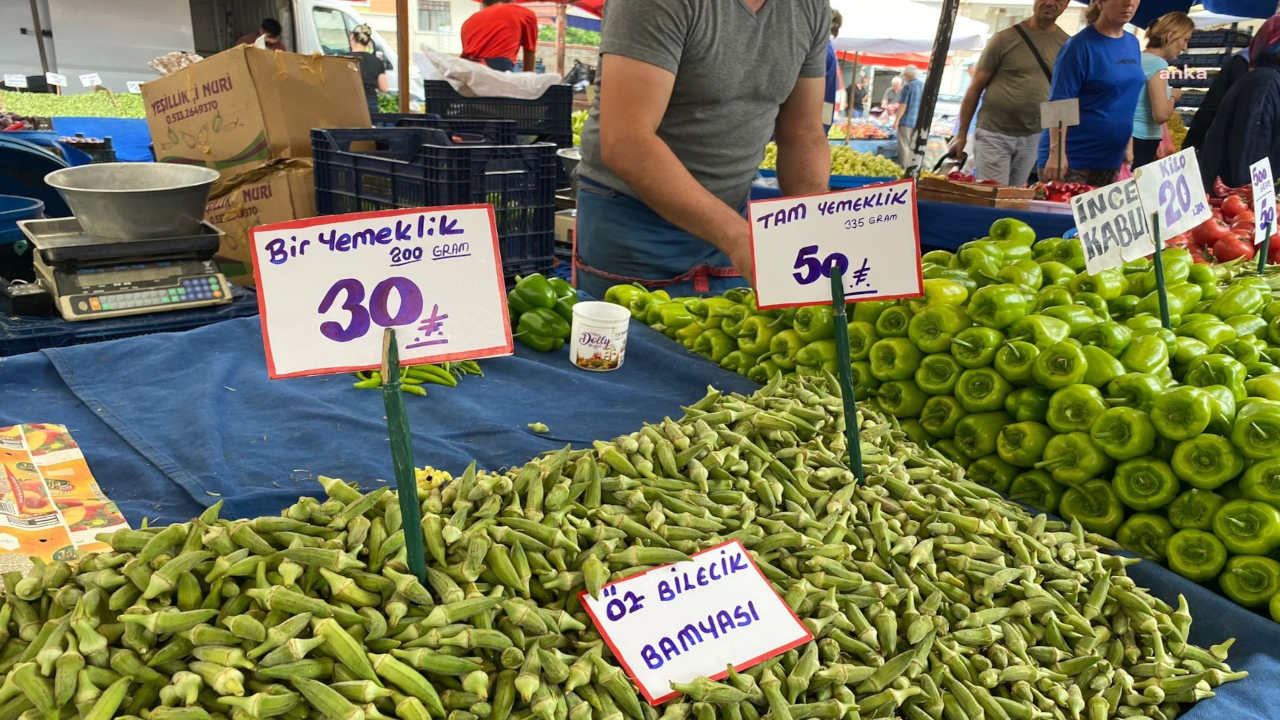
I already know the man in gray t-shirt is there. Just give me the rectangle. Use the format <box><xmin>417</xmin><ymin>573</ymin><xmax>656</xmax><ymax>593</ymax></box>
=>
<box><xmin>574</xmin><ymin>0</ymin><xmax>831</xmax><ymax>300</ymax></box>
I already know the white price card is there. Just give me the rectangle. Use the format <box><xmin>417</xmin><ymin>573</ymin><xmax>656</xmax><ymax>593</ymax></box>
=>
<box><xmin>3</xmin><ymin>74</ymin><xmax>27</xmax><ymax>89</ymax></box>
<box><xmin>125</xmin><ymin>81</ymin><xmax>143</xmax><ymax>94</ymax></box>
<box><xmin>45</xmin><ymin>72</ymin><xmax>66</xmax><ymax>87</ymax></box>
<box><xmin>249</xmin><ymin>205</ymin><xmax>514</xmax><ymax>378</ymax></box>
<box><xmin>78</xmin><ymin>73</ymin><xmax>102</xmax><ymax>88</ymax></box>
<box><xmin>1040</xmin><ymin>98</ymin><xmax>1080</xmax><ymax>129</ymax></box>
<box><xmin>1071</xmin><ymin>180</ymin><xmax>1157</xmax><ymax>274</ymax></box>
<box><xmin>1251</xmin><ymin>158</ymin><xmax>1276</xmax><ymax>245</ymax></box>
<box><xmin>748</xmin><ymin>179</ymin><xmax>923</xmax><ymax>310</ymax></box>
<box><xmin>579</xmin><ymin>540</ymin><xmax>813</xmax><ymax>705</ymax></box>
<box><xmin>1133</xmin><ymin>148</ymin><xmax>1212</xmax><ymax>241</ymax></box>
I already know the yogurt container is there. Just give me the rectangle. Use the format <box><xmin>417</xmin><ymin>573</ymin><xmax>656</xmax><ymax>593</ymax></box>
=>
<box><xmin>570</xmin><ymin>301</ymin><xmax>630</xmax><ymax>371</ymax></box>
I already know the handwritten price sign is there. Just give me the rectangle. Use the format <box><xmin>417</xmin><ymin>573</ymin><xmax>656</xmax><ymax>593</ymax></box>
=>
<box><xmin>748</xmin><ymin>179</ymin><xmax>923</xmax><ymax>309</ymax></box>
<box><xmin>45</xmin><ymin>72</ymin><xmax>66</xmax><ymax>88</ymax></box>
<box><xmin>579</xmin><ymin>540</ymin><xmax>812</xmax><ymax>705</ymax></box>
<box><xmin>78</xmin><ymin>73</ymin><xmax>102</xmax><ymax>88</ymax></box>
<box><xmin>1251</xmin><ymin>158</ymin><xmax>1276</xmax><ymax>245</ymax></box>
<box><xmin>250</xmin><ymin>205</ymin><xmax>513</xmax><ymax>378</ymax></box>
<box><xmin>3</xmin><ymin>74</ymin><xmax>27</xmax><ymax>89</ymax></box>
<box><xmin>1071</xmin><ymin>180</ymin><xmax>1156</xmax><ymax>274</ymax></box>
<box><xmin>1133</xmin><ymin>148</ymin><xmax>1212</xmax><ymax>241</ymax></box>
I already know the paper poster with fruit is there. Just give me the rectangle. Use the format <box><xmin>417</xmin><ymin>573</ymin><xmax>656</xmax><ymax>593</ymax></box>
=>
<box><xmin>0</xmin><ymin>424</ymin><xmax>129</xmax><ymax>573</ymax></box>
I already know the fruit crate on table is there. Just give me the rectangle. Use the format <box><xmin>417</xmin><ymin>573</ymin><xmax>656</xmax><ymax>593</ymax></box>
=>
<box><xmin>918</xmin><ymin>176</ymin><xmax>1036</xmax><ymax>209</ymax></box>
<box><xmin>371</xmin><ymin>113</ymin><xmax>518</xmax><ymax>144</ymax></box>
<box><xmin>312</xmin><ymin>127</ymin><xmax>557</xmax><ymax>281</ymax></box>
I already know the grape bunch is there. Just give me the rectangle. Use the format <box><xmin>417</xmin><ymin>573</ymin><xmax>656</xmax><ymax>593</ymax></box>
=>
<box><xmin>760</xmin><ymin>142</ymin><xmax>902</xmax><ymax>179</ymax></box>
<box><xmin>571</xmin><ymin>109</ymin><xmax>587</xmax><ymax>146</ymax></box>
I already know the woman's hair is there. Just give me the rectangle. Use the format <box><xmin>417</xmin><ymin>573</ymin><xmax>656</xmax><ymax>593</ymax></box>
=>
<box><xmin>1085</xmin><ymin>1</ymin><xmax>1101</xmax><ymax>24</ymax></box>
<box><xmin>1249</xmin><ymin>15</ymin><xmax>1280</xmax><ymax>68</ymax></box>
<box><xmin>831</xmin><ymin>10</ymin><xmax>843</xmax><ymax>38</ymax></box>
<box><xmin>1146</xmin><ymin>12</ymin><xmax>1194</xmax><ymax>49</ymax></box>
<box><xmin>350</xmin><ymin>23</ymin><xmax>373</xmax><ymax>47</ymax></box>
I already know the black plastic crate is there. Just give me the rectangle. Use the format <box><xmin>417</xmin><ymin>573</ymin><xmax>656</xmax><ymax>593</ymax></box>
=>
<box><xmin>423</xmin><ymin>81</ymin><xmax>572</xmax><ymax>147</ymax></box>
<box><xmin>1175</xmin><ymin>52</ymin><xmax>1230</xmax><ymax>69</ymax></box>
<box><xmin>312</xmin><ymin>127</ymin><xmax>557</xmax><ymax>280</ymax></box>
<box><xmin>1188</xmin><ymin>29</ymin><xmax>1251</xmax><ymax>49</ymax></box>
<box><xmin>372</xmin><ymin>113</ymin><xmax>519</xmax><ymax>144</ymax></box>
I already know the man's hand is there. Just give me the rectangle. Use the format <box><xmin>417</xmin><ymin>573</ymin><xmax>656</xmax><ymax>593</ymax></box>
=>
<box><xmin>1042</xmin><ymin>154</ymin><xmax>1065</xmax><ymax>181</ymax></box>
<box><xmin>949</xmin><ymin>133</ymin><xmax>968</xmax><ymax>160</ymax></box>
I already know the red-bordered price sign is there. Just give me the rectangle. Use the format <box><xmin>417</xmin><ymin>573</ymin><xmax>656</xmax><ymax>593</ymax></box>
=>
<box><xmin>250</xmin><ymin>205</ymin><xmax>514</xmax><ymax>378</ymax></box>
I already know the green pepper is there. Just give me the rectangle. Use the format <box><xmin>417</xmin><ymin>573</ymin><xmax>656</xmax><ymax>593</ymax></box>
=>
<box><xmin>552</xmin><ymin>295</ymin><xmax>579</xmax><ymax>324</ymax></box>
<box><xmin>1232</xmin><ymin>398</ymin><xmax>1280</xmax><ymax>460</ymax></box>
<box><xmin>1210</xmin><ymin>283</ymin><xmax>1267</xmax><ymax>319</ymax></box>
<box><xmin>719</xmin><ymin>304</ymin><xmax>753</xmax><ymax>337</ymax></box>
<box><xmin>990</xmin><ymin>217</ymin><xmax>1037</xmax><ymax>249</ymax></box>
<box><xmin>1107</xmin><ymin>373</ymin><xmax>1166</xmax><ymax>412</ymax></box>
<box><xmin>876</xmin><ymin>380</ymin><xmax>927</xmax><ymax>418</ymax></box>
<box><xmin>1134</xmin><ymin>326</ymin><xmax>1178</xmax><ymax>360</ymax></box>
<box><xmin>604</xmin><ymin>283</ymin><xmax>648</xmax><ymax>309</ymax></box>
<box><xmin>994</xmin><ymin>341</ymin><xmax>1040</xmax><ymax>385</ymax></box>
<box><xmin>796</xmin><ymin>340</ymin><xmax>837</xmax><ymax>372</ymax></box>
<box><xmin>996</xmin><ymin>421</ymin><xmax>1053</xmax><ymax>468</ymax></box>
<box><xmin>1201</xmin><ymin>384</ymin><xmax>1238</xmax><ymax>435</ymax></box>
<box><xmin>1111</xmin><ymin>457</ymin><xmax>1180</xmax><ymax>511</ymax></box>
<box><xmin>954</xmin><ymin>241</ymin><xmax>1003</xmax><ymax>281</ymax></box>
<box><xmin>967</xmin><ymin>284</ymin><xmax>1030</xmax><ymax>330</ymax></box>
<box><xmin>1226</xmin><ymin>313</ymin><xmax>1269</xmax><ymax>339</ymax></box>
<box><xmin>1007</xmin><ymin>315</ymin><xmax>1071</xmax><ymax>349</ymax></box>
<box><xmin>933</xmin><ymin>439</ymin><xmax>967</xmax><ymax>465</ymax></box>
<box><xmin>1078</xmin><ymin>321</ymin><xmax>1132</xmax><ymax>357</ymax></box>
<box><xmin>1173</xmin><ymin>336</ymin><xmax>1211</xmax><ymax>368</ymax></box>
<box><xmin>869</xmin><ymin>338</ymin><xmax>923</xmax><ymax>382</ymax></box>
<box><xmin>1265</xmin><ymin>300</ymin><xmax>1280</xmax><ymax>322</ymax></box>
<box><xmin>921</xmin><ymin>277</ymin><xmax>970</xmax><ymax>307</ymax></box>
<box><xmin>1039</xmin><ymin>306</ymin><xmax>1096</xmax><ymax>337</ymax></box>
<box><xmin>954</xmin><ymin>411</ymin><xmax>1011</xmax><ymax>460</ymax></box>
<box><xmin>736</xmin><ymin>315</ymin><xmax>777</xmax><ymax>356</ymax></box>
<box><xmin>693</xmin><ymin>328</ymin><xmax>737</xmax><ymax>364</ymax></box>
<box><xmin>899</xmin><ymin>419</ymin><xmax>931</xmax><ymax>447</ymax></box>
<box><xmin>1036</xmin><ymin>432</ymin><xmax>1111</xmax><ymax>486</ymax></box>
<box><xmin>852</xmin><ymin>300</ymin><xmax>892</xmax><ymax>325</ymax></box>
<box><xmin>1058</xmin><ymin>480</ymin><xmax>1125</xmax><ymax>536</ymax></box>
<box><xmin>746</xmin><ymin>359</ymin><xmax>782</xmax><ymax>385</ymax></box>
<box><xmin>928</xmin><ymin>268</ymin><xmax>979</xmax><ymax>295</ymax></box>
<box><xmin>1273</xmin><ymin>317</ymin><xmax>1280</xmax><ymax>345</ymax></box>
<box><xmin>1090</xmin><ymin>406</ymin><xmax>1156</xmax><ymax>461</ymax></box>
<box><xmin>1169</xmin><ymin>435</ymin><xmax>1243</xmax><ymax>491</ymax></box>
<box><xmin>920</xmin><ymin>396</ymin><xmax>965</xmax><ymax>438</ymax></box>
<box><xmin>1225</xmin><ymin>336</ymin><xmax>1268</xmax><ymax>365</ymax></box>
<box><xmin>1116</xmin><ymin>513</ymin><xmax>1175</xmax><ymax>562</ymax></box>
<box><xmin>954</xmin><ymin>368</ymin><xmax>1013</xmax><ymax>413</ymax></box>
<box><xmin>1219</xmin><ymin>556</ymin><xmax>1280</xmax><ymax>608</ymax></box>
<box><xmin>1009</xmin><ymin>471</ymin><xmax>1065</xmax><ymax>513</ymax></box>
<box><xmin>1074</xmin><ymin>292</ymin><xmax>1113</xmax><ymax>321</ymax></box>
<box><xmin>915</xmin><ymin>354</ymin><xmax>962</xmax><ymax>396</ymax></box>
<box><xmin>649</xmin><ymin>301</ymin><xmax>695</xmax><ymax>332</ymax></box>
<box><xmin>629</xmin><ymin>289</ymin><xmax>670</xmax><ymax>321</ymax></box>
<box><xmin>1034</xmin><ymin>285</ymin><xmax>1074</xmax><ymax>312</ymax></box>
<box><xmin>547</xmin><ymin>277</ymin><xmax>574</xmax><ymax>299</ymax></box>
<box><xmin>1070</xmin><ymin>268</ymin><xmax>1128</xmax><ymax>300</ymax></box>
<box><xmin>515</xmin><ymin>307</ymin><xmax>570</xmax><ymax>352</ymax></box>
<box><xmin>1168</xmin><ymin>489</ymin><xmax>1226</xmax><ymax>530</ymax></box>
<box><xmin>874</xmin><ymin>305</ymin><xmax>912</xmax><ymax>338</ymax></box>
<box><xmin>950</xmin><ymin>327</ymin><xmax>1004</xmax><ymax>369</ymax></box>
<box><xmin>1167</xmin><ymin>529</ymin><xmax>1229</xmax><ymax>582</ymax></box>
<box><xmin>1247</xmin><ymin>374</ymin><xmax>1280</xmax><ymax>401</ymax></box>
<box><xmin>769</xmin><ymin>330</ymin><xmax>805</xmax><ymax>370</ymax></box>
<box><xmin>722</xmin><ymin>287</ymin><xmax>754</xmax><ymax>305</ymax></box>
<box><xmin>1080</xmin><ymin>346</ymin><xmax>1125</xmax><ymax>388</ymax></box>
<box><xmin>792</xmin><ymin>306</ymin><xmax>835</xmax><ymax>343</ymax></box>
<box><xmin>1241</xmin><ymin>458</ymin><xmax>1280</xmax><ymax>509</ymax></box>
<box><xmin>1120</xmin><ymin>334</ymin><xmax>1170</xmax><ymax>375</ymax></box>
<box><xmin>1125</xmin><ymin>314</ymin><xmax>1163</xmax><ymax>333</ymax></box>
<box><xmin>1005</xmin><ymin>387</ymin><xmax>1052</xmax><ymax>423</ymax></box>
<box><xmin>968</xmin><ymin>455</ymin><xmax>1018</xmax><ymax>493</ymax></box>
<box><xmin>1178</xmin><ymin>319</ymin><xmax>1237</xmax><ymax>349</ymax></box>
<box><xmin>1050</xmin><ymin>240</ymin><xmax>1086</xmax><ymax>272</ymax></box>
<box><xmin>1213</xmin><ymin>499</ymin><xmax>1280</xmax><ymax>555</ymax></box>
<box><xmin>675</xmin><ymin>320</ymin><xmax>707</xmax><ymax>348</ymax></box>
<box><xmin>510</xmin><ymin>274</ymin><xmax>560</xmax><ymax>313</ymax></box>
<box><xmin>908</xmin><ymin>305</ymin><xmax>970</xmax><ymax>354</ymax></box>
<box><xmin>996</xmin><ymin>258</ymin><xmax>1043</xmax><ymax>291</ymax></box>
<box><xmin>1032</xmin><ymin>237</ymin><xmax>1063</xmax><ymax>260</ymax></box>
<box><xmin>1137</xmin><ymin>285</ymin><xmax>1194</xmax><ymax>319</ymax></box>
<box><xmin>1148</xmin><ymin>386</ymin><xmax>1213</xmax><ymax>441</ymax></box>
<box><xmin>849</xmin><ymin>361</ymin><xmax>879</xmax><ymax>398</ymax></box>
<box><xmin>1185</xmin><ymin>354</ymin><xmax>1248</xmax><ymax>400</ymax></box>
<box><xmin>1032</xmin><ymin>341</ymin><xmax>1088</xmax><ymax>389</ymax></box>
<box><xmin>922</xmin><ymin>249</ymin><xmax>955</xmax><ymax>266</ymax></box>
<box><xmin>691</xmin><ymin>297</ymin><xmax>736</xmax><ymax>324</ymax></box>
<box><xmin>1107</xmin><ymin>294</ymin><xmax>1139</xmax><ymax>321</ymax></box>
<box><xmin>1046</xmin><ymin>384</ymin><xmax>1107</xmax><ymax>434</ymax></box>
<box><xmin>846</xmin><ymin>322</ymin><xmax>878</xmax><ymax>362</ymax></box>
<box><xmin>719</xmin><ymin>350</ymin><xmax>758</xmax><ymax>375</ymax></box>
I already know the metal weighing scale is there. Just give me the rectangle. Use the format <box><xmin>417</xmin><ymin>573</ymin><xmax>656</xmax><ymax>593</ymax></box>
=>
<box><xmin>18</xmin><ymin>162</ymin><xmax>231</xmax><ymax>322</ymax></box>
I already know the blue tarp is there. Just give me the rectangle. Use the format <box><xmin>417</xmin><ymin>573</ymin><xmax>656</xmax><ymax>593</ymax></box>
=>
<box><xmin>0</xmin><ymin>313</ymin><xmax>1275</xmax><ymax>717</ymax></box>
<box><xmin>917</xmin><ymin>199</ymin><xmax>1077</xmax><ymax>250</ymax></box>
<box><xmin>1073</xmin><ymin>0</ymin><xmax>1275</xmax><ymax>28</ymax></box>
<box><xmin>50</xmin><ymin>117</ymin><xmax>153</xmax><ymax>162</ymax></box>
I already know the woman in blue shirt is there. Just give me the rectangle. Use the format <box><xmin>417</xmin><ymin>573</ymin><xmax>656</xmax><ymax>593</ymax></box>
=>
<box><xmin>1038</xmin><ymin>0</ymin><xmax>1146</xmax><ymax>187</ymax></box>
<box><xmin>1131</xmin><ymin>13</ymin><xmax>1193</xmax><ymax>168</ymax></box>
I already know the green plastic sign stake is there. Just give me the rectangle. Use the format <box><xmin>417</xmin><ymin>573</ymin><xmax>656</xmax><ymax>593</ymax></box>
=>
<box><xmin>1150</xmin><ymin>213</ymin><xmax>1172</xmax><ymax>330</ymax></box>
<box><xmin>830</xmin><ymin>268</ymin><xmax>865</xmax><ymax>484</ymax></box>
<box><xmin>381</xmin><ymin>328</ymin><xmax>427</xmax><ymax>582</ymax></box>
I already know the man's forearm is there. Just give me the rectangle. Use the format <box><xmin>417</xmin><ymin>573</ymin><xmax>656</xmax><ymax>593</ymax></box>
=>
<box><xmin>523</xmin><ymin>49</ymin><xmax>536</xmax><ymax>72</ymax></box>
<box><xmin>776</xmin><ymin>130</ymin><xmax>831</xmax><ymax>197</ymax></box>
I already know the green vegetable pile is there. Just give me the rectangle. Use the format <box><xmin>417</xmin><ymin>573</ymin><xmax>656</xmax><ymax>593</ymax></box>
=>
<box><xmin>606</xmin><ymin>219</ymin><xmax>1280</xmax><ymax>617</ymax></box>
<box><xmin>0</xmin><ymin>89</ymin><xmax>146</xmax><ymax>119</ymax></box>
<box><xmin>0</xmin><ymin>372</ymin><xmax>1243</xmax><ymax>720</ymax></box>
<box><xmin>509</xmin><ymin>273</ymin><xmax>577</xmax><ymax>352</ymax></box>
<box><xmin>760</xmin><ymin>143</ymin><xmax>902</xmax><ymax>181</ymax></box>
<box><xmin>351</xmin><ymin>362</ymin><xmax>484</xmax><ymax>397</ymax></box>
<box><xmin>572</xmin><ymin>110</ymin><xmax>587</xmax><ymax>148</ymax></box>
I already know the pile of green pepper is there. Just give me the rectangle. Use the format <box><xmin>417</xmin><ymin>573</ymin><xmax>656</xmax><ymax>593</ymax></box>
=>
<box><xmin>352</xmin><ymin>362</ymin><xmax>484</xmax><ymax>397</ymax></box>
<box><xmin>509</xmin><ymin>274</ymin><xmax>578</xmax><ymax>352</ymax></box>
<box><xmin>607</xmin><ymin>218</ymin><xmax>1280</xmax><ymax>618</ymax></box>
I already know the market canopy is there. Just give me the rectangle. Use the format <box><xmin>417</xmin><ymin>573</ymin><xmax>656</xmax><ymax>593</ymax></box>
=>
<box><xmin>835</xmin><ymin>50</ymin><xmax>932</xmax><ymax>68</ymax></box>
<box><xmin>1071</xmin><ymin>0</ymin><xmax>1274</xmax><ymax>29</ymax></box>
<box><xmin>831</xmin><ymin>0</ymin><xmax>989</xmax><ymax>54</ymax></box>
<box><xmin>525</xmin><ymin>2</ymin><xmax>602</xmax><ymax>32</ymax></box>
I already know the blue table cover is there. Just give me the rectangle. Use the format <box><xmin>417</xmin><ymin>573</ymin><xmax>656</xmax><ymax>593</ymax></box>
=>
<box><xmin>0</xmin><ymin>314</ymin><xmax>1274</xmax><ymax>718</ymax></box>
<box><xmin>918</xmin><ymin>199</ymin><xmax>1077</xmax><ymax>251</ymax></box>
<box><xmin>50</xmin><ymin>117</ymin><xmax>154</xmax><ymax>162</ymax></box>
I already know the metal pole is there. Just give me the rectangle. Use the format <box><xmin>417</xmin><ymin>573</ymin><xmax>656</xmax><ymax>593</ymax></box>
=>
<box><xmin>909</xmin><ymin>0</ymin><xmax>960</xmax><ymax>177</ymax></box>
<box><xmin>28</xmin><ymin>0</ymin><xmax>49</xmax><ymax>76</ymax></box>
<box><xmin>396</xmin><ymin>0</ymin><xmax>410</xmax><ymax>112</ymax></box>
<box><xmin>556</xmin><ymin>2</ymin><xmax>568</xmax><ymax>77</ymax></box>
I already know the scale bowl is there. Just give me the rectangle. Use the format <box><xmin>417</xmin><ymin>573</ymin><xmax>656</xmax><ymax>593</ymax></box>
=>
<box><xmin>44</xmin><ymin>162</ymin><xmax>220</xmax><ymax>240</ymax></box>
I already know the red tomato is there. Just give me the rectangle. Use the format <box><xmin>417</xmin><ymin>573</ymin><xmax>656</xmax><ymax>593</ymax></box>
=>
<box><xmin>1234</xmin><ymin>209</ymin><xmax>1255</xmax><ymax>226</ymax></box>
<box><xmin>1213</xmin><ymin>235</ymin><xmax>1255</xmax><ymax>261</ymax></box>
<box><xmin>1231</xmin><ymin>219</ymin><xmax>1257</xmax><ymax>236</ymax></box>
<box><xmin>1191</xmin><ymin>218</ymin><xmax>1231</xmax><ymax>246</ymax></box>
<box><xmin>1269</xmin><ymin>235</ymin><xmax>1280</xmax><ymax>264</ymax></box>
<box><xmin>1222</xmin><ymin>194</ymin><xmax>1249</xmax><ymax>220</ymax></box>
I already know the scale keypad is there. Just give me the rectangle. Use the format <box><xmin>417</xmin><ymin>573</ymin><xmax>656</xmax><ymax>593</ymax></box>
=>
<box><xmin>77</xmin><ymin>276</ymin><xmax>225</xmax><ymax>314</ymax></box>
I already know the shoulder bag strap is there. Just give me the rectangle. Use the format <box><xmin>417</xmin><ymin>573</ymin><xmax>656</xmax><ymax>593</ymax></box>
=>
<box><xmin>1012</xmin><ymin>23</ymin><xmax>1055</xmax><ymax>82</ymax></box>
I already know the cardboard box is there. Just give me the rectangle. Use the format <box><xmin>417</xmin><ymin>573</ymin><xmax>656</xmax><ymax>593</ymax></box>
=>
<box><xmin>143</xmin><ymin>46</ymin><xmax>369</xmax><ymax>178</ymax></box>
<box><xmin>206</xmin><ymin>160</ymin><xmax>315</xmax><ymax>287</ymax></box>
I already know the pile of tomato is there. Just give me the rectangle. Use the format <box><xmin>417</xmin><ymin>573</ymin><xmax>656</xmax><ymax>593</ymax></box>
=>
<box><xmin>1170</xmin><ymin>180</ymin><xmax>1280</xmax><ymax>265</ymax></box>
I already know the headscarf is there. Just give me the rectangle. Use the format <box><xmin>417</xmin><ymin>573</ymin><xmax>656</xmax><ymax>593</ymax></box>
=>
<box><xmin>1248</xmin><ymin>15</ymin><xmax>1280</xmax><ymax>68</ymax></box>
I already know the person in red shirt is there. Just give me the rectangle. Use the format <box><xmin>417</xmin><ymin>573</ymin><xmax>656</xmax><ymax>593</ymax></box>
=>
<box><xmin>461</xmin><ymin>0</ymin><xmax>539</xmax><ymax>72</ymax></box>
